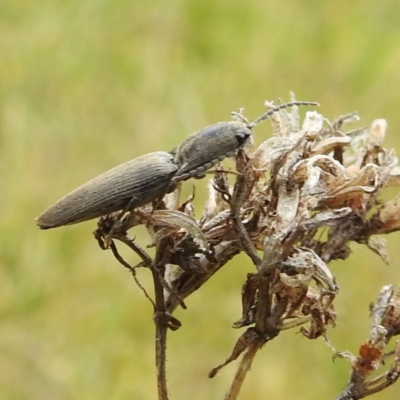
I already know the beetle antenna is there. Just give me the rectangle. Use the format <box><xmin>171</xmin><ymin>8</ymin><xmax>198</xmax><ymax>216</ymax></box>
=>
<box><xmin>249</xmin><ymin>101</ymin><xmax>319</xmax><ymax>128</ymax></box>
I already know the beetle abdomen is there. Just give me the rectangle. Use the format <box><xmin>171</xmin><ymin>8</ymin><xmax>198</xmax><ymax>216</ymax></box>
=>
<box><xmin>36</xmin><ymin>151</ymin><xmax>178</xmax><ymax>229</ymax></box>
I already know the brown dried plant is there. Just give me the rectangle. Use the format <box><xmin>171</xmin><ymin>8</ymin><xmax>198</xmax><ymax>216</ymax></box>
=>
<box><xmin>94</xmin><ymin>97</ymin><xmax>400</xmax><ymax>400</ymax></box>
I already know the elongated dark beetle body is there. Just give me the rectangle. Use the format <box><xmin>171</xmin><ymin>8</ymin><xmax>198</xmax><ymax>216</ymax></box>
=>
<box><xmin>36</xmin><ymin>151</ymin><xmax>178</xmax><ymax>229</ymax></box>
<box><xmin>172</xmin><ymin>121</ymin><xmax>252</xmax><ymax>182</ymax></box>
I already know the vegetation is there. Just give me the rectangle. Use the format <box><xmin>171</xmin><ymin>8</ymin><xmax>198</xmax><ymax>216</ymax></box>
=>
<box><xmin>1</xmin><ymin>1</ymin><xmax>400</xmax><ymax>399</ymax></box>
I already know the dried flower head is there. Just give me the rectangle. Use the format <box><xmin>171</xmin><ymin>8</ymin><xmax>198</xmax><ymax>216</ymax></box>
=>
<box><xmin>94</xmin><ymin>96</ymin><xmax>400</xmax><ymax>400</ymax></box>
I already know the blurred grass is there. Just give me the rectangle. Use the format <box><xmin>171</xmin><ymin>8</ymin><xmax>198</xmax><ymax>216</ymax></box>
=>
<box><xmin>1</xmin><ymin>0</ymin><xmax>400</xmax><ymax>399</ymax></box>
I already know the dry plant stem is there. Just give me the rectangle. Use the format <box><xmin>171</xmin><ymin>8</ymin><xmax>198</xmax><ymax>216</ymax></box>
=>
<box><xmin>230</xmin><ymin>150</ymin><xmax>261</xmax><ymax>268</ymax></box>
<box><xmin>335</xmin><ymin>285</ymin><xmax>400</xmax><ymax>400</ymax></box>
<box><xmin>144</xmin><ymin>239</ymin><xmax>171</xmax><ymax>400</ymax></box>
<box><xmin>231</xmin><ymin>214</ymin><xmax>261</xmax><ymax>268</ymax></box>
<box><xmin>115</xmin><ymin>231</ymin><xmax>186</xmax><ymax>310</ymax></box>
<box><xmin>225</xmin><ymin>275</ymin><xmax>275</xmax><ymax>400</ymax></box>
<box><xmin>153</xmin><ymin>274</ymin><xmax>169</xmax><ymax>400</ymax></box>
<box><xmin>336</xmin><ymin>369</ymin><xmax>400</xmax><ymax>400</ymax></box>
<box><xmin>224</xmin><ymin>342</ymin><xmax>260</xmax><ymax>400</ymax></box>
<box><xmin>103</xmin><ymin>229</ymin><xmax>171</xmax><ymax>400</ymax></box>
<box><xmin>108</xmin><ymin>241</ymin><xmax>155</xmax><ymax>307</ymax></box>
<box><xmin>165</xmin><ymin>242</ymin><xmax>241</xmax><ymax>312</ymax></box>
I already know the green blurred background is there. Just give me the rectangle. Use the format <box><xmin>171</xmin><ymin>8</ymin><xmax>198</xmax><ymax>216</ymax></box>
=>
<box><xmin>1</xmin><ymin>1</ymin><xmax>400</xmax><ymax>399</ymax></box>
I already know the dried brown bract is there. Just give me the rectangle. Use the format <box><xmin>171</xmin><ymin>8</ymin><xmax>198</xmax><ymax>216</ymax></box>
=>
<box><xmin>334</xmin><ymin>284</ymin><xmax>400</xmax><ymax>400</ymax></box>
